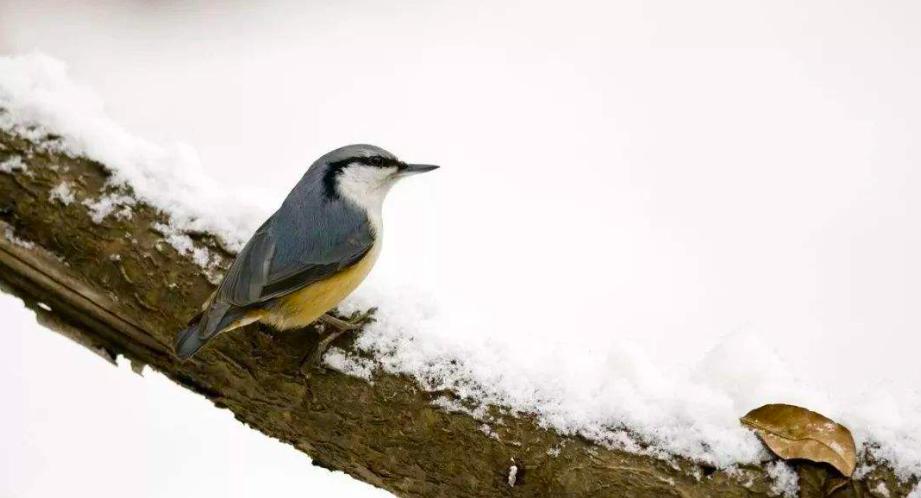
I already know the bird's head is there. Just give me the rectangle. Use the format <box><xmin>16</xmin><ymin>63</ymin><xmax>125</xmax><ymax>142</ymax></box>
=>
<box><xmin>317</xmin><ymin>144</ymin><xmax>439</xmax><ymax>212</ymax></box>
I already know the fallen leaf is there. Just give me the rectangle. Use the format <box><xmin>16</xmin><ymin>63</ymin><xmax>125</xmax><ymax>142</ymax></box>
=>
<box><xmin>741</xmin><ymin>403</ymin><xmax>857</xmax><ymax>477</ymax></box>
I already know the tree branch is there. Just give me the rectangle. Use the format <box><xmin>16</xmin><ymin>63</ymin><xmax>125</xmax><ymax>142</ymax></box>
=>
<box><xmin>0</xmin><ymin>126</ymin><xmax>912</xmax><ymax>497</ymax></box>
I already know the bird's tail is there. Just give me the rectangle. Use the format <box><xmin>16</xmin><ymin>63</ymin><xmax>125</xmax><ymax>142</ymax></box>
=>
<box><xmin>175</xmin><ymin>321</ymin><xmax>208</xmax><ymax>360</ymax></box>
<box><xmin>174</xmin><ymin>302</ymin><xmax>247</xmax><ymax>360</ymax></box>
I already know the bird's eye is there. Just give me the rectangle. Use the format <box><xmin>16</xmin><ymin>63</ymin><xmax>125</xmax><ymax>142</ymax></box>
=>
<box><xmin>369</xmin><ymin>156</ymin><xmax>384</xmax><ymax>166</ymax></box>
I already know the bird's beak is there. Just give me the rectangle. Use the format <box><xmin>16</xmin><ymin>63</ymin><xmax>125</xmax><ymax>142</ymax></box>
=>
<box><xmin>400</xmin><ymin>163</ymin><xmax>440</xmax><ymax>175</ymax></box>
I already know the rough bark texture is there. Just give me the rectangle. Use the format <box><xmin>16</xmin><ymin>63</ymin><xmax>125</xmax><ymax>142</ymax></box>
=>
<box><xmin>0</xmin><ymin>125</ymin><xmax>915</xmax><ymax>497</ymax></box>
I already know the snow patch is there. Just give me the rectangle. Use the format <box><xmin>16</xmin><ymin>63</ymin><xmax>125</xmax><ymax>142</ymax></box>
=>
<box><xmin>478</xmin><ymin>423</ymin><xmax>499</xmax><ymax>439</ymax></box>
<box><xmin>322</xmin><ymin>347</ymin><xmax>376</xmax><ymax>382</ymax></box>
<box><xmin>339</xmin><ymin>285</ymin><xmax>921</xmax><ymax>479</ymax></box>
<box><xmin>0</xmin><ymin>154</ymin><xmax>26</xmax><ymax>173</ymax></box>
<box><xmin>152</xmin><ymin>222</ymin><xmax>222</xmax><ymax>283</ymax></box>
<box><xmin>854</xmin><ymin>463</ymin><xmax>877</xmax><ymax>480</ymax></box>
<box><xmin>4</xmin><ymin>227</ymin><xmax>35</xmax><ymax>249</ymax></box>
<box><xmin>764</xmin><ymin>461</ymin><xmax>799</xmax><ymax>498</ymax></box>
<box><xmin>430</xmin><ymin>395</ymin><xmax>489</xmax><ymax>420</ymax></box>
<box><xmin>48</xmin><ymin>181</ymin><xmax>75</xmax><ymax>205</ymax></box>
<box><xmin>82</xmin><ymin>193</ymin><xmax>135</xmax><ymax>223</ymax></box>
<box><xmin>723</xmin><ymin>465</ymin><xmax>756</xmax><ymax>489</ymax></box>
<box><xmin>0</xmin><ymin>53</ymin><xmax>268</xmax><ymax>250</ymax></box>
<box><xmin>873</xmin><ymin>481</ymin><xmax>890</xmax><ymax>497</ymax></box>
<box><xmin>338</xmin><ymin>288</ymin><xmax>772</xmax><ymax>468</ymax></box>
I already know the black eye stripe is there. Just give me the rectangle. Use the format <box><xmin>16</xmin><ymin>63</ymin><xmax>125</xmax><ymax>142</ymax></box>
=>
<box><xmin>327</xmin><ymin>155</ymin><xmax>398</xmax><ymax>171</ymax></box>
<box><xmin>360</xmin><ymin>155</ymin><xmax>399</xmax><ymax>168</ymax></box>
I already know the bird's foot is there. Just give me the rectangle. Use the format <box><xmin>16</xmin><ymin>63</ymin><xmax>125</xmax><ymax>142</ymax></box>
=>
<box><xmin>319</xmin><ymin>307</ymin><xmax>378</xmax><ymax>331</ymax></box>
<box><xmin>300</xmin><ymin>307</ymin><xmax>378</xmax><ymax>377</ymax></box>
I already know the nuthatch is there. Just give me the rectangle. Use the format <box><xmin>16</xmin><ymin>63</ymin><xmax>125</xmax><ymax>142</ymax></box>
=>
<box><xmin>175</xmin><ymin>144</ymin><xmax>438</xmax><ymax>365</ymax></box>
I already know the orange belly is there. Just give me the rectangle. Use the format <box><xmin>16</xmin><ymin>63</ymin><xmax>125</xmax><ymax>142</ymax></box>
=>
<box><xmin>261</xmin><ymin>242</ymin><xmax>380</xmax><ymax>330</ymax></box>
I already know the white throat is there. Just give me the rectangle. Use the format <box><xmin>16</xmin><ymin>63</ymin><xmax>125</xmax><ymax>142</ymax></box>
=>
<box><xmin>336</xmin><ymin>165</ymin><xmax>395</xmax><ymax>234</ymax></box>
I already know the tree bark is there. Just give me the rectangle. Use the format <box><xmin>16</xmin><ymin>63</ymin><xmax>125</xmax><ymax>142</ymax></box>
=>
<box><xmin>0</xmin><ymin>126</ymin><xmax>913</xmax><ymax>497</ymax></box>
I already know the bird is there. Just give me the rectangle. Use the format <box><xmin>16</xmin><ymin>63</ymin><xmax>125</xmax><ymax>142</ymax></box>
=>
<box><xmin>174</xmin><ymin>144</ymin><xmax>438</xmax><ymax>367</ymax></box>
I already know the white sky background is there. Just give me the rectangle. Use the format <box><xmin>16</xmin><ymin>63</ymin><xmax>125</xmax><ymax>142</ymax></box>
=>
<box><xmin>0</xmin><ymin>297</ymin><xmax>389</xmax><ymax>498</ymax></box>
<box><xmin>1</xmin><ymin>0</ymin><xmax>920</xmax><ymax>495</ymax></box>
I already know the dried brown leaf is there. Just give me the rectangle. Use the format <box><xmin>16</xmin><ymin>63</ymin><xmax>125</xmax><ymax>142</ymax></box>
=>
<box><xmin>741</xmin><ymin>403</ymin><xmax>857</xmax><ymax>477</ymax></box>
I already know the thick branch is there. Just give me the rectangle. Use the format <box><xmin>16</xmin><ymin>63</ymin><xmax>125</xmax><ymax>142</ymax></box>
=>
<box><xmin>0</xmin><ymin>127</ymin><xmax>911</xmax><ymax>497</ymax></box>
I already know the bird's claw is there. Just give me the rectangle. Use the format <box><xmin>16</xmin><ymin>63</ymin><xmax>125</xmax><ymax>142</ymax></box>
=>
<box><xmin>346</xmin><ymin>306</ymin><xmax>378</xmax><ymax>326</ymax></box>
<box><xmin>319</xmin><ymin>306</ymin><xmax>378</xmax><ymax>332</ymax></box>
<box><xmin>300</xmin><ymin>307</ymin><xmax>378</xmax><ymax>378</ymax></box>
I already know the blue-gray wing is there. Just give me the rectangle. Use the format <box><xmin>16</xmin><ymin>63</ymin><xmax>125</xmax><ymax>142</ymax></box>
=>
<box><xmin>216</xmin><ymin>196</ymin><xmax>374</xmax><ymax>308</ymax></box>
